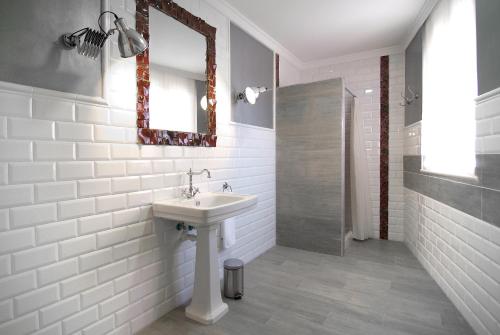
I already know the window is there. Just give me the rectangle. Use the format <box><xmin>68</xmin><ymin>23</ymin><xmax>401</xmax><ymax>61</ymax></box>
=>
<box><xmin>421</xmin><ymin>0</ymin><xmax>478</xmax><ymax>177</ymax></box>
<box><xmin>149</xmin><ymin>65</ymin><xmax>198</xmax><ymax>133</ymax></box>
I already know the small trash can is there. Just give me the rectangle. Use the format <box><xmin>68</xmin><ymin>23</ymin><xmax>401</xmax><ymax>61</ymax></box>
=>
<box><xmin>223</xmin><ymin>258</ymin><xmax>244</xmax><ymax>299</ymax></box>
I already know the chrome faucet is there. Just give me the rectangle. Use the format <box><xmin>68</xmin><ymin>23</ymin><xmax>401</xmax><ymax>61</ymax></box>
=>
<box><xmin>183</xmin><ymin>168</ymin><xmax>211</xmax><ymax>199</ymax></box>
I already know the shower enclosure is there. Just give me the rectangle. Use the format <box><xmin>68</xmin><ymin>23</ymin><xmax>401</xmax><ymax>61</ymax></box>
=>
<box><xmin>276</xmin><ymin>78</ymin><xmax>354</xmax><ymax>256</ymax></box>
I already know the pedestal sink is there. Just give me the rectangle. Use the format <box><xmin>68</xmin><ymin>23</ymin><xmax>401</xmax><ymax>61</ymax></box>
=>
<box><xmin>153</xmin><ymin>192</ymin><xmax>257</xmax><ymax>324</ymax></box>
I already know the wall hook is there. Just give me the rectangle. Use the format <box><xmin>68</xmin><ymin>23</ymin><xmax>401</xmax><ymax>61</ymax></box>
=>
<box><xmin>400</xmin><ymin>86</ymin><xmax>419</xmax><ymax>106</ymax></box>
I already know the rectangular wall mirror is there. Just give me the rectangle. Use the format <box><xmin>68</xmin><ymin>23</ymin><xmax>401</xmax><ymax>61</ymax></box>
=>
<box><xmin>136</xmin><ymin>0</ymin><xmax>217</xmax><ymax>146</ymax></box>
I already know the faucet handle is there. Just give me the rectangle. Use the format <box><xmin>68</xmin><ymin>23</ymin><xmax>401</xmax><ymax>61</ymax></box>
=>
<box><xmin>222</xmin><ymin>182</ymin><xmax>232</xmax><ymax>192</ymax></box>
<box><xmin>192</xmin><ymin>187</ymin><xmax>200</xmax><ymax>197</ymax></box>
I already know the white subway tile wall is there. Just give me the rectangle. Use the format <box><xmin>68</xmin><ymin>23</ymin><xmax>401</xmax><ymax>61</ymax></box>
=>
<box><xmin>404</xmin><ymin>189</ymin><xmax>500</xmax><ymax>335</ymax></box>
<box><xmin>0</xmin><ymin>0</ymin><xmax>275</xmax><ymax>334</ymax></box>
<box><xmin>476</xmin><ymin>91</ymin><xmax>500</xmax><ymax>154</ymax></box>
<box><xmin>403</xmin><ymin>121</ymin><xmax>421</xmax><ymax>156</ymax></box>
<box><xmin>388</xmin><ymin>54</ymin><xmax>405</xmax><ymax>241</ymax></box>
<box><xmin>301</xmin><ymin>54</ymin><xmax>405</xmax><ymax>240</ymax></box>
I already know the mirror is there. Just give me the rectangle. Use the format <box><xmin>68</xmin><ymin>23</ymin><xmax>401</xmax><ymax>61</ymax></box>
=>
<box><xmin>136</xmin><ymin>0</ymin><xmax>217</xmax><ymax>146</ymax></box>
<box><xmin>149</xmin><ymin>7</ymin><xmax>207</xmax><ymax>133</ymax></box>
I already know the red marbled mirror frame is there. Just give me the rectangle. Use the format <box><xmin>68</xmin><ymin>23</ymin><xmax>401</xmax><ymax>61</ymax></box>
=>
<box><xmin>136</xmin><ymin>0</ymin><xmax>217</xmax><ymax>146</ymax></box>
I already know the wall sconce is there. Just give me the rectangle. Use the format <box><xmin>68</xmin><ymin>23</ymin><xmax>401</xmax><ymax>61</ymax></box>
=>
<box><xmin>61</xmin><ymin>11</ymin><xmax>148</xmax><ymax>59</ymax></box>
<box><xmin>236</xmin><ymin>86</ymin><xmax>269</xmax><ymax>105</ymax></box>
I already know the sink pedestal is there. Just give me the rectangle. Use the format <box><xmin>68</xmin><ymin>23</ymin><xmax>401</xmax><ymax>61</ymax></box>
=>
<box><xmin>185</xmin><ymin>223</ymin><xmax>228</xmax><ymax>324</ymax></box>
<box><xmin>153</xmin><ymin>192</ymin><xmax>257</xmax><ymax>324</ymax></box>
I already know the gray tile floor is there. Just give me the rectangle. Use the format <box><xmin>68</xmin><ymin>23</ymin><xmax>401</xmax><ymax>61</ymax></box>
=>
<box><xmin>139</xmin><ymin>240</ymin><xmax>475</xmax><ymax>335</ymax></box>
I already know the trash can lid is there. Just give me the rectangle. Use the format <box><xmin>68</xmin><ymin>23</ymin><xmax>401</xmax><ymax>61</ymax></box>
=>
<box><xmin>224</xmin><ymin>258</ymin><xmax>243</xmax><ymax>270</ymax></box>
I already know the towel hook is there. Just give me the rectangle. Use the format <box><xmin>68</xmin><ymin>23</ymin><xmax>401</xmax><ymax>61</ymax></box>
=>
<box><xmin>400</xmin><ymin>86</ymin><xmax>419</xmax><ymax>106</ymax></box>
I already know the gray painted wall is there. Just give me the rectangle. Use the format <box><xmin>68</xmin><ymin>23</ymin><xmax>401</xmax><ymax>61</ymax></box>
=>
<box><xmin>476</xmin><ymin>0</ymin><xmax>500</xmax><ymax>95</ymax></box>
<box><xmin>0</xmin><ymin>0</ymin><xmax>102</xmax><ymax>97</ymax></box>
<box><xmin>276</xmin><ymin>78</ymin><xmax>345</xmax><ymax>255</ymax></box>
<box><xmin>230</xmin><ymin>23</ymin><xmax>273</xmax><ymax>129</ymax></box>
<box><xmin>404</xmin><ymin>27</ymin><xmax>423</xmax><ymax>126</ymax></box>
<box><xmin>195</xmin><ymin>80</ymin><xmax>208</xmax><ymax>133</ymax></box>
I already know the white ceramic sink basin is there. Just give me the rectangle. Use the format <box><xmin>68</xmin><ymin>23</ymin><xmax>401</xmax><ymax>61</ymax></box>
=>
<box><xmin>152</xmin><ymin>192</ymin><xmax>258</xmax><ymax>325</ymax></box>
<box><xmin>153</xmin><ymin>192</ymin><xmax>257</xmax><ymax>226</ymax></box>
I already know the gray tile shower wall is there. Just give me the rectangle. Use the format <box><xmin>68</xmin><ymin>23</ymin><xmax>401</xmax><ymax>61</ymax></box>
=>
<box><xmin>276</xmin><ymin>78</ymin><xmax>344</xmax><ymax>255</ymax></box>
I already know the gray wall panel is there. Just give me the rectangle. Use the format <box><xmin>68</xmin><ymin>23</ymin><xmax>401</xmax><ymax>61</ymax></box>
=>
<box><xmin>476</xmin><ymin>0</ymin><xmax>500</xmax><ymax>95</ymax></box>
<box><xmin>0</xmin><ymin>0</ymin><xmax>102</xmax><ymax>97</ymax></box>
<box><xmin>404</xmin><ymin>27</ymin><xmax>423</xmax><ymax>126</ymax></box>
<box><xmin>230</xmin><ymin>23</ymin><xmax>273</xmax><ymax>129</ymax></box>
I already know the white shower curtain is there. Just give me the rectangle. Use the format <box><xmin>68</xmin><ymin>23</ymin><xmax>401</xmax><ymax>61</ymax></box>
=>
<box><xmin>350</xmin><ymin>98</ymin><xmax>372</xmax><ymax>240</ymax></box>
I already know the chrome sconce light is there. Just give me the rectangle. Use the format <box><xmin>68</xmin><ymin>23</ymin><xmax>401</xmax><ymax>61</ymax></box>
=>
<box><xmin>236</xmin><ymin>86</ymin><xmax>269</xmax><ymax>105</ymax></box>
<box><xmin>61</xmin><ymin>11</ymin><xmax>148</xmax><ymax>59</ymax></box>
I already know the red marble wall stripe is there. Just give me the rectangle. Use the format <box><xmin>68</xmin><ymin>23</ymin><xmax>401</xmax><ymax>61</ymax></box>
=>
<box><xmin>135</xmin><ymin>0</ymin><xmax>217</xmax><ymax>146</ymax></box>
<box><xmin>379</xmin><ymin>55</ymin><xmax>389</xmax><ymax>240</ymax></box>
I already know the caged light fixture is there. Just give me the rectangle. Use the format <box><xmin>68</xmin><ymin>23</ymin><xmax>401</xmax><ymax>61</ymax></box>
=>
<box><xmin>61</xmin><ymin>11</ymin><xmax>148</xmax><ymax>59</ymax></box>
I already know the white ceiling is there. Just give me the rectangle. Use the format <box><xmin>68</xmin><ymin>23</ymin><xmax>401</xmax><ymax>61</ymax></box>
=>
<box><xmin>228</xmin><ymin>0</ymin><xmax>427</xmax><ymax>63</ymax></box>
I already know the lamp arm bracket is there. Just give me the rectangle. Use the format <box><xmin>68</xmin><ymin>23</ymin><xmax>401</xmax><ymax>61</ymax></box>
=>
<box><xmin>106</xmin><ymin>28</ymin><xmax>117</xmax><ymax>36</ymax></box>
<box><xmin>98</xmin><ymin>10</ymin><xmax>119</xmax><ymax>33</ymax></box>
